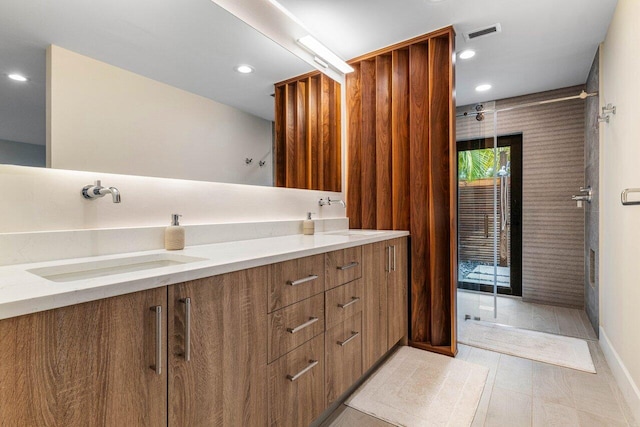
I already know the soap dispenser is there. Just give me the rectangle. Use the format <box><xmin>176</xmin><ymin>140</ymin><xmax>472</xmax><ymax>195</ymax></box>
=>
<box><xmin>303</xmin><ymin>212</ymin><xmax>316</xmax><ymax>235</ymax></box>
<box><xmin>165</xmin><ymin>214</ymin><xmax>185</xmax><ymax>250</ymax></box>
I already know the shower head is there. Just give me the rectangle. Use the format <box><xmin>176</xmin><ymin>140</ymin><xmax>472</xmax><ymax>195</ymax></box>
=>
<box><xmin>475</xmin><ymin>112</ymin><xmax>485</xmax><ymax>122</ymax></box>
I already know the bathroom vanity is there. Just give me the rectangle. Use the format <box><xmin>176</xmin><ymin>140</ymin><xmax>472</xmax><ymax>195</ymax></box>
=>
<box><xmin>0</xmin><ymin>231</ymin><xmax>408</xmax><ymax>426</ymax></box>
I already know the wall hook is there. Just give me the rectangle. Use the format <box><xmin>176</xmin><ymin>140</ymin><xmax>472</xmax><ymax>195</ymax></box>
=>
<box><xmin>258</xmin><ymin>160</ymin><xmax>266</xmax><ymax>167</ymax></box>
<box><xmin>245</xmin><ymin>158</ymin><xmax>253</xmax><ymax>165</ymax></box>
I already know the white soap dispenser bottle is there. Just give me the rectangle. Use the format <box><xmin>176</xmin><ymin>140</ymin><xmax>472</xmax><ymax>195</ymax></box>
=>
<box><xmin>165</xmin><ymin>214</ymin><xmax>185</xmax><ymax>250</ymax></box>
<box><xmin>303</xmin><ymin>212</ymin><xmax>316</xmax><ymax>235</ymax></box>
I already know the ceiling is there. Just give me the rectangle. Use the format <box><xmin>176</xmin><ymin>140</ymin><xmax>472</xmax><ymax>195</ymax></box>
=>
<box><xmin>278</xmin><ymin>0</ymin><xmax>618</xmax><ymax>106</ymax></box>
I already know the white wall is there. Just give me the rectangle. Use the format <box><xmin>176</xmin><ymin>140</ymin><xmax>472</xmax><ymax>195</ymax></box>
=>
<box><xmin>0</xmin><ymin>164</ymin><xmax>344</xmax><ymax>233</ymax></box>
<box><xmin>600</xmin><ymin>0</ymin><xmax>640</xmax><ymax>419</ymax></box>
<box><xmin>47</xmin><ymin>45</ymin><xmax>273</xmax><ymax>186</ymax></box>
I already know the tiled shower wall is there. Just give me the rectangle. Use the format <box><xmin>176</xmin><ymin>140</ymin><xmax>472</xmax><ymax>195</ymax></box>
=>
<box><xmin>457</xmin><ymin>86</ymin><xmax>586</xmax><ymax>308</ymax></box>
<box><xmin>584</xmin><ymin>49</ymin><xmax>600</xmax><ymax>335</ymax></box>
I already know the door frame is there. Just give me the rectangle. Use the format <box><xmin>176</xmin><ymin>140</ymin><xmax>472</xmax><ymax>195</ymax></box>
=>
<box><xmin>456</xmin><ymin>133</ymin><xmax>523</xmax><ymax>297</ymax></box>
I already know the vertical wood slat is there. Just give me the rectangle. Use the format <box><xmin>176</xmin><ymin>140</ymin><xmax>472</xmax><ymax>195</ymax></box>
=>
<box><xmin>360</xmin><ymin>60</ymin><xmax>377</xmax><ymax>229</ymax></box>
<box><xmin>346</xmin><ymin>64</ymin><xmax>362</xmax><ymax>229</ymax></box>
<box><xmin>346</xmin><ymin>27</ymin><xmax>456</xmax><ymax>355</ymax></box>
<box><xmin>427</xmin><ymin>36</ymin><xmax>453</xmax><ymax>347</ymax></box>
<box><xmin>375</xmin><ymin>55</ymin><xmax>393</xmax><ymax>230</ymax></box>
<box><xmin>408</xmin><ymin>43</ymin><xmax>430</xmax><ymax>343</ymax></box>
<box><xmin>391</xmin><ymin>50</ymin><xmax>410</xmax><ymax>231</ymax></box>
<box><xmin>274</xmin><ymin>72</ymin><xmax>341</xmax><ymax>191</ymax></box>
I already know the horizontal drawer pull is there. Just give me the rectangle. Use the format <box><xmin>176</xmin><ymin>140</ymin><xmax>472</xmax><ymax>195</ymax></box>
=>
<box><xmin>337</xmin><ymin>297</ymin><xmax>360</xmax><ymax>309</ymax></box>
<box><xmin>337</xmin><ymin>261</ymin><xmax>359</xmax><ymax>271</ymax></box>
<box><xmin>337</xmin><ymin>331</ymin><xmax>360</xmax><ymax>347</ymax></box>
<box><xmin>287</xmin><ymin>317</ymin><xmax>319</xmax><ymax>334</ymax></box>
<box><xmin>287</xmin><ymin>275</ymin><xmax>319</xmax><ymax>286</ymax></box>
<box><xmin>286</xmin><ymin>359</ymin><xmax>319</xmax><ymax>382</ymax></box>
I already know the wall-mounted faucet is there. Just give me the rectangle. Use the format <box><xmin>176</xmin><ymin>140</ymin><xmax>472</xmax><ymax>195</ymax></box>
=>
<box><xmin>82</xmin><ymin>180</ymin><xmax>121</xmax><ymax>203</ymax></box>
<box><xmin>318</xmin><ymin>197</ymin><xmax>346</xmax><ymax>208</ymax></box>
<box><xmin>571</xmin><ymin>186</ymin><xmax>592</xmax><ymax>207</ymax></box>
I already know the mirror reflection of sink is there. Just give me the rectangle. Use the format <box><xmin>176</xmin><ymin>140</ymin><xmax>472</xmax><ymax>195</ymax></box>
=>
<box><xmin>326</xmin><ymin>230</ymin><xmax>386</xmax><ymax>237</ymax></box>
<box><xmin>28</xmin><ymin>253</ymin><xmax>207</xmax><ymax>283</ymax></box>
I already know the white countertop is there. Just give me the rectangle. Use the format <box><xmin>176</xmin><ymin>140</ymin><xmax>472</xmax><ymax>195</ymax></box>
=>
<box><xmin>0</xmin><ymin>230</ymin><xmax>409</xmax><ymax>320</ymax></box>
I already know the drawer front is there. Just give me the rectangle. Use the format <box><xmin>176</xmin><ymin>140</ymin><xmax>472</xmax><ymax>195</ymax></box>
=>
<box><xmin>325</xmin><ymin>246</ymin><xmax>362</xmax><ymax>290</ymax></box>
<box><xmin>268</xmin><ymin>294</ymin><xmax>325</xmax><ymax>363</ymax></box>
<box><xmin>325</xmin><ymin>279</ymin><xmax>364</xmax><ymax>330</ymax></box>
<box><xmin>325</xmin><ymin>312</ymin><xmax>363</xmax><ymax>405</ymax></box>
<box><xmin>270</xmin><ymin>254</ymin><xmax>325</xmax><ymax>312</ymax></box>
<box><xmin>268</xmin><ymin>334</ymin><xmax>325</xmax><ymax>427</ymax></box>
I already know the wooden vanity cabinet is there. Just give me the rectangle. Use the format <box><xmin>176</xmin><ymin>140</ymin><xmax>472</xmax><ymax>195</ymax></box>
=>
<box><xmin>0</xmin><ymin>288</ymin><xmax>167</xmax><ymax>427</ymax></box>
<box><xmin>168</xmin><ymin>266</ymin><xmax>269</xmax><ymax>427</ymax></box>
<box><xmin>362</xmin><ymin>237</ymin><xmax>409</xmax><ymax>372</ymax></box>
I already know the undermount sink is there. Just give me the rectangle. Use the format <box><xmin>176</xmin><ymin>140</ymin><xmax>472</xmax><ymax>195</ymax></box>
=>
<box><xmin>28</xmin><ymin>253</ymin><xmax>207</xmax><ymax>283</ymax></box>
<box><xmin>327</xmin><ymin>230</ymin><xmax>386</xmax><ymax>237</ymax></box>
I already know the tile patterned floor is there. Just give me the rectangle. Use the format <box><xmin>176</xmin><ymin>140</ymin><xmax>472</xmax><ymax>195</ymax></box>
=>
<box><xmin>322</xmin><ymin>293</ymin><xmax>637</xmax><ymax>426</ymax></box>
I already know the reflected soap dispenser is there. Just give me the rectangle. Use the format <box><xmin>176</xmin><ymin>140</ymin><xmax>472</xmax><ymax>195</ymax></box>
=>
<box><xmin>165</xmin><ymin>214</ymin><xmax>185</xmax><ymax>250</ymax></box>
<box><xmin>303</xmin><ymin>212</ymin><xmax>315</xmax><ymax>235</ymax></box>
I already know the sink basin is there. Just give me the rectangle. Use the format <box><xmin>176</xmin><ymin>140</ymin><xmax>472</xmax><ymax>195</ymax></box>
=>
<box><xmin>326</xmin><ymin>230</ymin><xmax>386</xmax><ymax>237</ymax></box>
<box><xmin>28</xmin><ymin>253</ymin><xmax>207</xmax><ymax>283</ymax></box>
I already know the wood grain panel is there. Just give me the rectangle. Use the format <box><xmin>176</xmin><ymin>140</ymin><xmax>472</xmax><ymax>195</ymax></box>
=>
<box><xmin>0</xmin><ymin>288</ymin><xmax>167</xmax><ymax>426</ymax></box>
<box><xmin>274</xmin><ymin>72</ymin><xmax>341</xmax><ymax>191</ymax></box>
<box><xmin>376</xmin><ymin>55</ymin><xmax>393</xmax><ymax>229</ymax></box>
<box><xmin>361</xmin><ymin>60</ymin><xmax>377</xmax><ymax>229</ymax></box>
<box><xmin>391</xmin><ymin>49</ymin><xmax>411</xmax><ymax>231</ymax></box>
<box><xmin>408</xmin><ymin>42</ymin><xmax>430</xmax><ymax>343</ymax></box>
<box><xmin>428</xmin><ymin>36</ymin><xmax>453</xmax><ymax>346</ymax></box>
<box><xmin>325</xmin><ymin>246</ymin><xmax>363</xmax><ymax>290</ymax></box>
<box><xmin>268</xmin><ymin>293</ymin><xmax>325</xmax><ymax>363</ymax></box>
<box><xmin>325</xmin><ymin>312</ymin><xmax>363</xmax><ymax>405</ymax></box>
<box><xmin>268</xmin><ymin>334</ymin><xmax>325</xmax><ymax>426</ymax></box>
<box><xmin>270</xmin><ymin>254</ymin><xmax>325</xmax><ymax>312</ymax></box>
<box><xmin>347</xmin><ymin>64</ymin><xmax>362</xmax><ymax>229</ymax></box>
<box><xmin>168</xmin><ymin>267</ymin><xmax>268</xmax><ymax>426</ymax></box>
<box><xmin>362</xmin><ymin>242</ymin><xmax>388</xmax><ymax>371</ymax></box>
<box><xmin>346</xmin><ymin>27</ymin><xmax>456</xmax><ymax>355</ymax></box>
<box><xmin>325</xmin><ymin>279</ymin><xmax>364</xmax><ymax>330</ymax></box>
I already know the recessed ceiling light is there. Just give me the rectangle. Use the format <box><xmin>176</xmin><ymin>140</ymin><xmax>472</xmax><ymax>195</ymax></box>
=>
<box><xmin>235</xmin><ymin>65</ymin><xmax>254</xmax><ymax>74</ymax></box>
<box><xmin>459</xmin><ymin>50</ymin><xmax>476</xmax><ymax>60</ymax></box>
<box><xmin>8</xmin><ymin>73</ymin><xmax>28</xmax><ymax>82</ymax></box>
<box><xmin>475</xmin><ymin>84</ymin><xmax>492</xmax><ymax>92</ymax></box>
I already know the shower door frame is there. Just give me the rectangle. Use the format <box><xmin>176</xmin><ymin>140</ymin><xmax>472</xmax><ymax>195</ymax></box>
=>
<box><xmin>457</xmin><ymin>132</ymin><xmax>523</xmax><ymax>296</ymax></box>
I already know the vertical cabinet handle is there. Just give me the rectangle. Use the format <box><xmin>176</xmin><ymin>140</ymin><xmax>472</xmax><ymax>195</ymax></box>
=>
<box><xmin>392</xmin><ymin>245</ymin><xmax>397</xmax><ymax>272</ymax></box>
<box><xmin>150</xmin><ymin>306</ymin><xmax>162</xmax><ymax>375</ymax></box>
<box><xmin>386</xmin><ymin>246</ymin><xmax>391</xmax><ymax>272</ymax></box>
<box><xmin>180</xmin><ymin>298</ymin><xmax>191</xmax><ymax>362</ymax></box>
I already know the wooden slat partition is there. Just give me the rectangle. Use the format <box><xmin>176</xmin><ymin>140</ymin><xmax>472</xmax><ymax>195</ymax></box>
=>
<box><xmin>346</xmin><ymin>28</ymin><xmax>457</xmax><ymax>355</ymax></box>
<box><xmin>274</xmin><ymin>72</ymin><xmax>341</xmax><ymax>191</ymax></box>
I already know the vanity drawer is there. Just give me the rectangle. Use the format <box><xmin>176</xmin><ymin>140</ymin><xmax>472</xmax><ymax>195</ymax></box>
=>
<box><xmin>268</xmin><ymin>334</ymin><xmax>325</xmax><ymax>427</ymax></box>
<box><xmin>268</xmin><ymin>293</ymin><xmax>325</xmax><ymax>363</ymax></box>
<box><xmin>325</xmin><ymin>279</ymin><xmax>363</xmax><ymax>330</ymax></box>
<box><xmin>325</xmin><ymin>311</ymin><xmax>363</xmax><ymax>405</ymax></box>
<box><xmin>325</xmin><ymin>246</ymin><xmax>362</xmax><ymax>290</ymax></box>
<box><xmin>270</xmin><ymin>254</ymin><xmax>325</xmax><ymax>312</ymax></box>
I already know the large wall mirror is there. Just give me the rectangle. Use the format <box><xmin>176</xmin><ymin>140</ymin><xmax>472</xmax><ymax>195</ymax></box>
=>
<box><xmin>0</xmin><ymin>0</ymin><xmax>341</xmax><ymax>190</ymax></box>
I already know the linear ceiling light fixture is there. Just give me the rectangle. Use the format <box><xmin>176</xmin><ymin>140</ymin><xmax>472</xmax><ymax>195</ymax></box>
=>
<box><xmin>297</xmin><ymin>35</ymin><xmax>354</xmax><ymax>74</ymax></box>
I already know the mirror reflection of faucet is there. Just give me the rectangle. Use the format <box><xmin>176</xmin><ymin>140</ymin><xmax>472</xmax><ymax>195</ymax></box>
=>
<box><xmin>82</xmin><ymin>180</ymin><xmax>121</xmax><ymax>203</ymax></box>
<box><xmin>571</xmin><ymin>186</ymin><xmax>592</xmax><ymax>208</ymax></box>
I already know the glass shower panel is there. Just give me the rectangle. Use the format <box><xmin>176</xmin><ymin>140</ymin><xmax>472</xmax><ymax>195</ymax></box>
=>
<box><xmin>456</xmin><ymin>102</ymin><xmax>499</xmax><ymax>323</ymax></box>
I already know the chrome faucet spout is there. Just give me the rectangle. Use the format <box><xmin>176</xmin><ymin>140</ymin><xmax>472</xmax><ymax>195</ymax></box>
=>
<box><xmin>318</xmin><ymin>197</ymin><xmax>346</xmax><ymax>208</ymax></box>
<box><xmin>82</xmin><ymin>180</ymin><xmax>122</xmax><ymax>203</ymax></box>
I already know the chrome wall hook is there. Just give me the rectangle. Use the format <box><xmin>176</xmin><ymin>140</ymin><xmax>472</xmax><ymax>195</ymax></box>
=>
<box><xmin>598</xmin><ymin>103</ymin><xmax>616</xmax><ymax>123</ymax></box>
<box><xmin>245</xmin><ymin>158</ymin><xmax>253</xmax><ymax>165</ymax></box>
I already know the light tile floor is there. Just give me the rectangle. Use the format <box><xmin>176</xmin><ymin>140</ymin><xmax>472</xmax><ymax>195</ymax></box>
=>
<box><xmin>322</xmin><ymin>293</ymin><xmax>637</xmax><ymax>426</ymax></box>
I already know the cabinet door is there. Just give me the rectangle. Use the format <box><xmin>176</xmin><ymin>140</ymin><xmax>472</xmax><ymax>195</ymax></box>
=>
<box><xmin>325</xmin><ymin>311</ymin><xmax>363</xmax><ymax>405</ymax></box>
<box><xmin>362</xmin><ymin>242</ymin><xmax>388</xmax><ymax>371</ymax></box>
<box><xmin>168</xmin><ymin>267</ymin><xmax>268</xmax><ymax>426</ymax></box>
<box><xmin>388</xmin><ymin>237</ymin><xmax>408</xmax><ymax>348</ymax></box>
<box><xmin>0</xmin><ymin>288</ymin><xmax>167</xmax><ymax>426</ymax></box>
<box><xmin>268</xmin><ymin>334</ymin><xmax>325</xmax><ymax>426</ymax></box>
